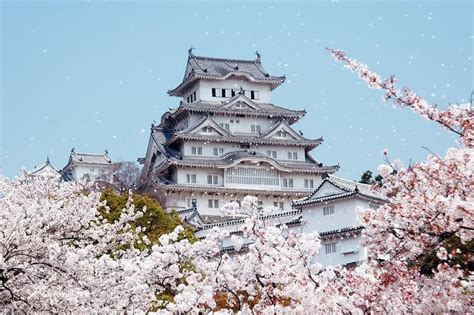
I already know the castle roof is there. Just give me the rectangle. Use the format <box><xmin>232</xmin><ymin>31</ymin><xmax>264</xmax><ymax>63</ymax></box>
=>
<box><xmin>168</xmin><ymin>53</ymin><xmax>285</xmax><ymax>96</ymax></box>
<box><xmin>292</xmin><ymin>175</ymin><xmax>387</xmax><ymax>207</ymax></box>
<box><xmin>161</xmin><ymin>116</ymin><xmax>322</xmax><ymax>149</ymax></box>
<box><xmin>62</xmin><ymin>149</ymin><xmax>115</xmax><ymax>175</ymax></box>
<box><xmin>155</xmin><ymin>150</ymin><xmax>339</xmax><ymax>175</ymax></box>
<box><xmin>164</xmin><ymin>95</ymin><xmax>306</xmax><ymax>125</ymax></box>
<box><xmin>28</xmin><ymin>157</ymin><xmax>61</xmax><ymax>178</ymax></box>
<box><xmin>69</xmin><ymin>152</ymin><xmax>112</xmax><ymax>165</ymax></box>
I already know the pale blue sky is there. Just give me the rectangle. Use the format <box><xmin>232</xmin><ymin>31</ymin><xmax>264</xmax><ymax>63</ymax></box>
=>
<box><xmin>1</xmin><ymin>1</ymin><xmax>472</xmax><ymax>179</ymax></box>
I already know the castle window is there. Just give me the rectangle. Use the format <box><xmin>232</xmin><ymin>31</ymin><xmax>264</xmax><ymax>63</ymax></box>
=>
<box><xmin>325</xmin><ymin>243</ymin><xmax>337</xmax><ymax>254</ymax></box>
<box><xmin>304</xmin><ymin>179</ymin><xmax>314</xmax><ymax>188</ymax></box>
<box><xmin>225</xmin><ymin>167</ymin><xmax>279</xmax><ymax>186</ymax></box>
<box><xmin>186</xmin><ymin>174</ymin><xmax>196</xmax><ymax>184</ymax></box>
<box><xmin>221</xmin><ymin>89</ymin><xmax>226</xmax><ymax>97</ymax></box>
<box><xmin>251</xmin><ymin>124</ymin><xmax>261</xmax><ymax>133</ymax></box>
<box><xmin>213</xmin><ymin>148</ymin><xmax>224</xmax><ymax>156</ymax></box>
<box><xmin>193</xmin><ymin>91</ymin><xmax>196</xmax><ymax>101</ymax></box>
<box><xmin>273</xmin><ymin>201</ymin><xmax>284</xmax><ymax>210</ymax></box>
<box><xmin>282</xmin><ymin>179</ymin><xmax>294</xmax><ymax>188</ymax></box>
<box><xmin>219</xmin><ymin>123</ymin><xmax>230</xmax><ymax>131</ymax></box>
<box><xmin>191</xmin><ymin>147</ymin><xmax>202</xmax><ymax>155</ymax></box>
<box><xmin>288</xmin><ymin>151</ymin><xmax>298</xmax><ymax>160</ymax></box>
<box><xmin>323</xmin><ymin>205</ymin><xmax>335</xmax><ymax>216</ymax></box>
<box><xmin>240</xmin><ymin>144</ymin><xmax>250</xmax><ymax>149</ymax></box>
<box><xmin>266</xmin><ymin>150</ymin><xmax>277</xmax><ymax>158</ymax></box>
<box><xmin>250</xmin><ymin>91</ymin><xmax>259</xmax><ymax>100</ymax></box>
<box><xmin>208</xmin><ymin>199</ymin><xmax>219</xmax><ymax>208</ymax></box>
<box><xmin>212</xmin><ymin>88</ymin><xmax>216</xmax><ymax>97</ymax></box>
<box><xmin>207</xmin><ymin>175</ymin><xmax>218</xmax><ymax>185</ymax></box>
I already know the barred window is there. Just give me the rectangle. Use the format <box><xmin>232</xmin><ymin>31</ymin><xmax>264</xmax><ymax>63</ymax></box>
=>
<box><xmin>323</xmin><ymin>205</ymin><xmax>335</xmax><ymax>215</ymax></box>
<box><xmin>325</xmin><ymin>243</ymin><xmax>337</xmax><ymax>254</ymax></box>
<box><xmin>304</xmin><ymin>179</ymin><xmax>314</xmax><ymax>188</ymax></box>
<box><xmin>186</xmin><ymin>174</ymin><xmax>196</xmax><ymax>184</ymax></box>
<box><xmin>207</xmin><ymin>175</ymin><xmax>218</xmax><ymax>185</ymax></box>
<box><xmin>225</xmin><ymin>167</ymin><xmax>279</xmax><ymax>186</ymax></box>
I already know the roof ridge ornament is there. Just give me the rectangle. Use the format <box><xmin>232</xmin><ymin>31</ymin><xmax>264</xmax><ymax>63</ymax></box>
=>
<box><xmin>46</xmin><ymin>156</ymin><xmax>50</xmax><ymax>164</ymax></box>
<box><xmin>255</xmin><ymin>50</ymin><xmax>261</xmax><ymax>62</ymax></box>
<box><xmin>188</xmin><ymin>45</ymin><xmax>194</xmax><ymax>57</ymax></box>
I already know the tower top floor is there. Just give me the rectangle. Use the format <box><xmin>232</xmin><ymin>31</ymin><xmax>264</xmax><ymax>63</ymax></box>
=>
<box><xmin>168</xmin><ymin>50</ymin><xmax>286</xmax><ymax>104</ymax></box>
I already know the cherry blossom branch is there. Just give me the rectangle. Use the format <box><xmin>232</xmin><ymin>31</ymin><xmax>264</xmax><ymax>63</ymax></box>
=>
<box><xmin>326</xmin><ymin>48</ymin><xmax>474</xmax><ymax>145</ymax></box>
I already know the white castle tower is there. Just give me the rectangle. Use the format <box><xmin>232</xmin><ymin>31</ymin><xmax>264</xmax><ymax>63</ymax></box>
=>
<box><xmin>139</xmin><ymin>50</ymin><xmax>339</xmax><ymax>217</ymax></box>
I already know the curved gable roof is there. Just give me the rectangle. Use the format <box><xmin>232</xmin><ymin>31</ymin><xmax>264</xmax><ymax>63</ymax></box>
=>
<box><xmin>169</xmin><ymin>54</ymin><xmax>286</xmax><ymax>96</ymax></box>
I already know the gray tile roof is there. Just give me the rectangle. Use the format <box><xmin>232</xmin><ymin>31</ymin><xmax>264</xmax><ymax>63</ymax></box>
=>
<box><xmin>157</xmin><ymin>150</ymin><xmax>339</xmax><ymax>174</ymax></box>
<box><xmin>169</xmin><ymin>54</ymin><xmax>285</xmax><ymax>96</ymax></box>
<box><xmin>179</xmin><ymin>100</ymin><xmax>306</xmax><ymax>119</ymax></box>
<box><xmin>195</xmin><ymin>209</ymin><xmax>303</xmax><ymax>233</ymax></box>
<box><xmin>70</xmin><ymin>152</ymin><xmax>112</xmax><ymax>165</ymax></box>
<box><xmin>168</xmin><ymin>132</ymin><xmax>322</xmax><ymax>149</ymax></box>
<box><xmin>161</xmin><ymin>184</ymin><xmax>313</xmax><ymax>198</ymax></box>
<box><xmin>164</xmin><ymin>116</ymin><xmax>322</xmax><ymax>148</ymax></box>
<box><xmin>28</xmin><ymin>158</ymin><xmax>61</xmax><ymax>176</ymax></box>
<box><xmin>292</xmin><ymin>175</ymin><xmax>386</xmax><ymax>207</ymax></box>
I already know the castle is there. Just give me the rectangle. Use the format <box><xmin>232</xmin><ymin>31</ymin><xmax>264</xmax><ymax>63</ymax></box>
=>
<box><xmin>139</xmin><ymin>50</ymin><xmax>340</xmax><ymax>217</ymax></box>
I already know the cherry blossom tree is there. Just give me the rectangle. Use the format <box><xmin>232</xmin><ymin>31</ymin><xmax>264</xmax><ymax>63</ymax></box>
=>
<box><xmin>1</xmin><ymin>49</ymin><xmax>471</xmax><ymax>313</ymax></box>
<box><xmin>327</xmin><ymin>48</ymin><xmax>473</xmax><ymax>312</ymax></box>
<box><xmin>0</xmin><ymin>174</ymin><xmax>155</xmax><ymax>312</ymax></box>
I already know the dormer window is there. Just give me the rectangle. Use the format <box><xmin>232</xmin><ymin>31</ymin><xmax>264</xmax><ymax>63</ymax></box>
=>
<box><xmin>276</xmin><ymin>130</ymin><xmax>287</xmax><ymax>138</ymax></box>
<box><xmin>202</xmin><ymin>126</ymin><xmax>213</xmax><ymax>133</ymax></box>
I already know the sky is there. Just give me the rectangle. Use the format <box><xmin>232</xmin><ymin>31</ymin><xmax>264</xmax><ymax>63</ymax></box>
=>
<box><xmin>1</xmin><ymin>0</ymin><xmax>472</xmax><ymax>180</ymax></box>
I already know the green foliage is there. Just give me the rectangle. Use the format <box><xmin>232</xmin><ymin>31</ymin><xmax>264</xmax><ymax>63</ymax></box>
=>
<box><xmin>99</xmin><ymin>189</ymin><xmax>196</xmax><ymax>249</ymax></box>
<box><xmin>359</xmin><ymin>170</ymin><xmax>373</xmax><ymax>184</ymax></box>
<box><xmin>359</xmin><ymin>170</ymin><xmax>383</xmax><ymax>185</ymax></box>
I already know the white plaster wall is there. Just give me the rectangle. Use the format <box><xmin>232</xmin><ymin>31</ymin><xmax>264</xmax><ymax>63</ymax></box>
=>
<box><xmin>72</xmin><ymin>165</ymin><xmax>113</xmax><ymax>182</ymax></box>
<box><xmin>166</xmin><ymin>190</ymin><xmax>296</xmax><ymax>215</ymax></box>
<box><xmin>314</xmin><ymin>236</ymin><xmax>365</xmax><ymax>266</ymax></box>
<box><xmin>176</xmin><ymin>167</ymin><xmax>224</xmax><ymax>187</ymax></box>
<box><xmin>278</xmin><ymin>173</ymin><xmax>323</xmax><ymax>191</ymax></box>
<box><xmin>181</xmin><ymin>140</ymin><xmax>306</xmax><ymax>163</ymax></box>
<box><xmin>174</xmin><ymin>164</ymin><xmax>322</xmax><ymax>192</ymax></box>
<box><xmin>197</xmin><ymin>79</ymin><xmax>271</xmax><ymax>103</ymax></box>
<box><xmin>210</xmin><ymin>116</ymin><xmax>275</xmax><ymax>134</ymax></box>
<box><xmin>299</xmin><ymin>198</ymin><xmax>369</xmax><ymax>233</ymax></box>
